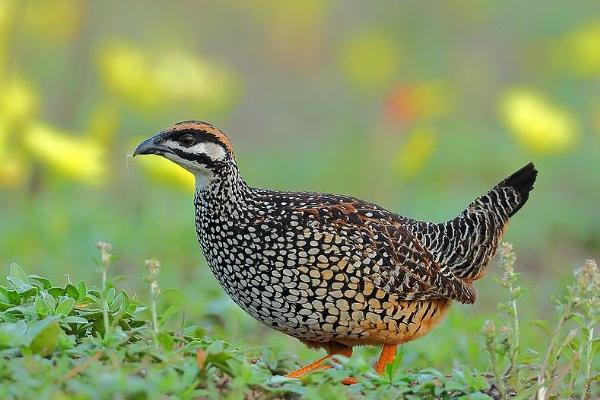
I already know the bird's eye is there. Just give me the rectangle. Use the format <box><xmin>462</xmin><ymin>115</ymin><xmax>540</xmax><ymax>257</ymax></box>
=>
<box><xmin>180</xmin><ymin>134</ymin><xmax>196</xmax><ymax>147</ymax></box>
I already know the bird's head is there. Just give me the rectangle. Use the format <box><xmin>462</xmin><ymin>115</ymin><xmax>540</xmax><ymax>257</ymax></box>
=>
<box><xmin>133</xmin><ymin>121</ymin><xmax>235</xmax><ymax>185</ymax></box>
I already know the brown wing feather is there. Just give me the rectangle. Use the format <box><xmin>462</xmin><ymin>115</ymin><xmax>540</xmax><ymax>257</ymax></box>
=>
<box><xmin>294</xmin><ymin>197</ymin><xmax>477</xmax><ymax>304</ymax></box>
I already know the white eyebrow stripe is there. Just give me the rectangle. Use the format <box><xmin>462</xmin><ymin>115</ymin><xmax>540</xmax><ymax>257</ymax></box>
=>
<box><xmin>163</xmin><ymin>140</ymin><xmax>227</xmax><ymax>162</ymax></box>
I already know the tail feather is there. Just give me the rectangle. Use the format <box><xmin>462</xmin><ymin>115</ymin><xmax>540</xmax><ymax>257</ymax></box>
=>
<box><xmin>472</xmin><ymin>162</ymin><xmax>538</xmax><ymax>220</ymax></box>
<box><xmin>496</xmin><ymin>162</ymin><xmax>538</xmax><ymax>217</ymax></box>
<box><xmin>405</xmin><ymin>163</ymin><xmax>538</xmax><ymax>281</ymax></box>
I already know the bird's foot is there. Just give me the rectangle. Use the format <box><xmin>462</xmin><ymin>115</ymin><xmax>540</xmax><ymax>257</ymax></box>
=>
<box><xmin>286</xmin><ymin>344</ymin><xmax>398</xmax><ymax>384</ymax></box>
<box><xmin>341</xmin><ymin>376</ymin><xmax>358</xmax><ymax>385</ymax></box>
<box><xmin>286</xmin><ymin>345</ymin><xmax>355</xmax><ymax>382</ymax></box>
<box><xmin>374</xmin><ymin>344</ymin><xmax>398</xmax><ymax>375</ymax></box>
<box><xmin>285</xmin><ymin>354</ymin><xmax>333</xmax><ymax>378</ymax></box>
<box><xmin>286</xmin><ymin>357</ymin><xmax>358</xmax><ymax>385</ymax></box>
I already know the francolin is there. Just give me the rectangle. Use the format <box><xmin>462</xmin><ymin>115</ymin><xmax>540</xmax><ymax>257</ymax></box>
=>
<box><xmin>134</xmin><ymin>121</ymin><xmax>537</xmax><ymax>382</ymax></box>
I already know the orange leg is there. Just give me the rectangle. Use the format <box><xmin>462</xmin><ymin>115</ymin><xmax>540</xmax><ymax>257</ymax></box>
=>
<box><xmin>286</xmin><ymin>346</ymin><xmax>353</xmax><ymax>379</ymax></box>
<box><xmin>374</xmin><ymin>344</ymin><xmax>398</xmax><ymax>375</ymax></box>
<box><xmin>340</xmin><ymin>376</ymin><xmax>358</xmax><ymax>385</ymax></box>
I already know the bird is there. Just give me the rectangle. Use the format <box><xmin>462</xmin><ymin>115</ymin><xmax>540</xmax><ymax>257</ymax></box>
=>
<box><xmin>133</xmin><ymin>120</ymin><xmax>537</xmax><ymax>382</ymax></box>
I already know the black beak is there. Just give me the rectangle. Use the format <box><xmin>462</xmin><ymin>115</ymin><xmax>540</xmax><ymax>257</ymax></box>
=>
<box><xmin>133</xmin><ymin>134</ymin><xmax>169</xmax><ymax>157</ymax></box>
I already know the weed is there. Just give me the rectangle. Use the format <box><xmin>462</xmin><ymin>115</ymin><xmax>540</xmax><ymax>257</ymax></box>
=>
<box><xmin>145</xmin><ymin>258</ymin><xmax>161</xmax><ymax>347</ymax></box>
<box><xmin>0</xmin><ymin>243</ymin><xmax>597</xmax><ymax>399</ymax></box>
<box><xmin>482</xmin><ymin>244</ymin><xmax>599</xmax><ymax>400</ymax></box>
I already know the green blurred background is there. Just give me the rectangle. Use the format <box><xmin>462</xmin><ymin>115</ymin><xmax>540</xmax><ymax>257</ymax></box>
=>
<box><xmin>1</xmin><ymin>0</ymin><xmax>599</xmax><ymax>370</ymax></box>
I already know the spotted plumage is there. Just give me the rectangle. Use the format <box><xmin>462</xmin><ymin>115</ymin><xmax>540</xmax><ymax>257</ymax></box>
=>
<box><xmin>134</xmin><ymin>121</ymin><xmax>538</xmax><ymax>379</ymax></box>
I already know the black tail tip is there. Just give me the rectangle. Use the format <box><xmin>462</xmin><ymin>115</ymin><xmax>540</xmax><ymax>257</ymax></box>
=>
<box><xmin>502</xmin><ymin>162</ymin><xmax>538</xmax><ymax>202</ymax></box>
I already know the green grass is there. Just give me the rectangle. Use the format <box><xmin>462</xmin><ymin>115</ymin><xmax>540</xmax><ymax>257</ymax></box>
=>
<box><xmin>2</xmin><ymin>2</ymin><xmax>600</xmax><ymax>397</ymax></box>
<box><xmin>0</xmin><ymin>243</ymin><xmax>597</xmax><ymax>399</ymax></box>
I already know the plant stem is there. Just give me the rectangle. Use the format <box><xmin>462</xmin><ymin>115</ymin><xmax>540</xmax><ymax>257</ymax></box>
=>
<box><xmin>95</xmin><ymin>242</ymin><xmax>112</xmax><ymax>339</ymax></box>
<box><xmin>537</xmin><ymin>309</ymin><xmax>568</xmax><ymax>400</ymax></box>
<box><xmin>509</xmin><ymin>282</ymin><xmax>521</xmax><ymax>392</ymax></box>
<box><xmin>492</xmin><ymin>348</ymin><xmax>507</xmax><ymax>400</ymax></box>
<box><xmin>581</xmin><ymin>324</ymin><xmax>594</xmax><ymax>400</ymax></box>
<box><xmin>546</xmin><ymin>329</ymin><xmax>578</xmax><ymax>396</ymax></box>
<box><xmin>145</xmin><ymin>259</ymin><xmax>161</xmax><ymax>349</ymax></box>
<box><xmin>483</xmin><ymin>320</ymin><xmax>506</xmax><ymax>400</ymax></box>
<box><xmin>102</xmin><ymin>297</ymin><xmax>111</xmax><ymax>338</ymax></box>
<box><xmin>511</xmin><ymin>298</ymin><xmax>519</xmax><ymax>359</ymax></box>
<box><xmin>150</xmin><ymin>294</ymin><xmax>159</xmax><ymax>335</ymax></box>
<box><xmin>102</xmin><ymin>268</ymin><xmax>107</xmax><ymax>292</ymax></box>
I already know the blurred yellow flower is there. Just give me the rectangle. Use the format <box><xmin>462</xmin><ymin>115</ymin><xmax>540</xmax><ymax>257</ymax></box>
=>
<box><xmin>0</xmin><ymin>1</ymin><xmax>11</xmax><ymax>31</ymax></box>
<box><xmin>133</xmin><ymin>143</ymin><xmax>194</xmax><ymax>192</ymax></box>
<box><xmin>392</xmin><ymin>126</ymin><xmax>436</xmax><ymax>178</ymax></box>
<box><xmin>87</xmin><ymin>102</ymin><xmax>119</xmax><ymax>146</ymax></box>
<box><xmin>501</xmin><ymin>89</ymin><xmax>578</xmax><ymax>154</ymax></box>
<box><xmin>340</xmin><ymin>31</ymin><xmax>400</xmax><ymax>91</ymax></box>
<box><xmin>100</xmin><ymin>43</ymin><xmax>239</xmax><ymax>112</ymax></box>
<box><xmin>23</xmin><ymin>123</ymin><xmax>106</xmax><ymax>185</ymax></box>
<box><xmin>564</xmin><ymin>20</ymin><xmax>600</xmax><ymax>76</ymax></box>
<box><xmin>100</xmin><ymin>43</ymin><xmax>159</xmax><ymax>109</ymax></box>
<box><xmin>154</xmin><ymin>52</ymin><xmax>237</xmax><ymax>109</ymax></box>
<box><xmin>0</xmin><ymin>121</ymin><xmax>28</xmax><ymax>187</ymax></box>
<box><xmin>0</xmin><ymin>78</ymin><xmax>39</xmax><ymax>125</ymax></box>
<box><xmin>0</xmin><ymin>2</ymin><xmax>13</xmax><ymax>67</ymax></box>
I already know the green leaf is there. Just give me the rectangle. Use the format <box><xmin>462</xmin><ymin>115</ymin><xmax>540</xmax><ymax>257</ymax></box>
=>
<box><xmin>460</xmin><ymin>367</ymin><xmax>489</xmax><ymax>391</ymax></box>
<box><xmin>158</xmin><ymin>304</ymin><xmax>182</xmax><ymax>324</ymax></box>
<box><xmin>87</xmin><ymin>290</ymin><xmax>102</xmax><ymax>302</ymax></box>
<box><xmin>1</xmin><ymin>288</ymin><xmax>21</xmax><ymax>304</ymax></box>
<box><xmin>157</xmin><ymin>331</ymin><xmax>175</xmax><ymax>351</ymax></box>
<box><xmin>569</xmin><ymin>312</ymin><xmax>586</xmax><ymax>327</ymax></box>
<box><xmin>56</xmin><ymin>297</ymin><xmax>75</xmax><ymax>316</ymax></box>
<box><xmin>518</xmin><ymin>348</ymin><xmax>539</xmax><ymax>364</ymax></box>
<box><xmin>128</xmin><ymin>319</ymin><xmax>146</xmax><ymax>329</ymax></box>
<box><xmin>0</xmin><ymin>287</ymin><xmax>12</xmax><ymax>303</ymax></box>
<box><xmin>28</xmin><ymin>275</ymin><xmax>52</xmax><ymax>289</ymax></box>
<box><xmin>41</xmin><ymin>291</ymin><xmax>56</xmax><ymax>312</ymax></box>
<box><xmin>35</xmin><ymin>296</ymin><xmax>52</xmax><ymax>316</ymax></box>
<box><xmin>184</xmin><ymin>325</ymin><xmax>206</xmax><ymax>339</ymax></box>
<box><xmin>9</xmin><ymin>263</ymin><xmax>29</xmax><ymax>284</ymax></box>
<box><xmin>7</xmin><ymin>275</ymin><xmax>33</xmax><ymax>293</ymax></box>
<box><xmin>62</xmin><ymin>316</ymin><xmax>89</xmax><ymax>324</ymax></box>
<box><xmin>461</xmin><ymin>394</ymin><xmax>494</xmax><ymax>400</ymax></box>
<box><xmin>110</xmin><ymin>292</ymin><xmax>125</xmax><ymax>312</ymax></box>
<box><xmin>206</xmin><ymin>340</ymin><xmax>224</xmax><ymax>355</ymax></box>
<box><xmin>65</xmin><ymin>284</ymin><xmax>79</xmax><ymax>299</ymax></box>
<box><xmin>6</xmin><ymin>304</ymin><xmax>37</xmax><ymax>319</ymax></box>
<box><xmin>105</xmin><ymin>287</ymin><xmax>116</xmax><ymax>302</ymax></box>
<box><xmin>529</xmin><ymin>319</ymin><xmax>550</xmax><ymax>333</ymax></box>
<box><xmin>77</xmin><ymin>281</ymin><xmax>87</xmax><ymax>299</ymax></box>
<box><xmin>592</xmin><ymin>337</ymin><xmax>600</xmax><ymax>354</ymax></box>
<box><xmin>0</xmin><ymin>320</ymin><xmax>28</xmax><ymax>348</ymax></box>
<box><xmin>48</xmin><ymin>287</ymin><xmax>66</xmax><ymax>297</ymax></box>
<box><xmin>28</xmin><ymin>317</ymin><xmax>61</xmax><ymax>356</ymax></box>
